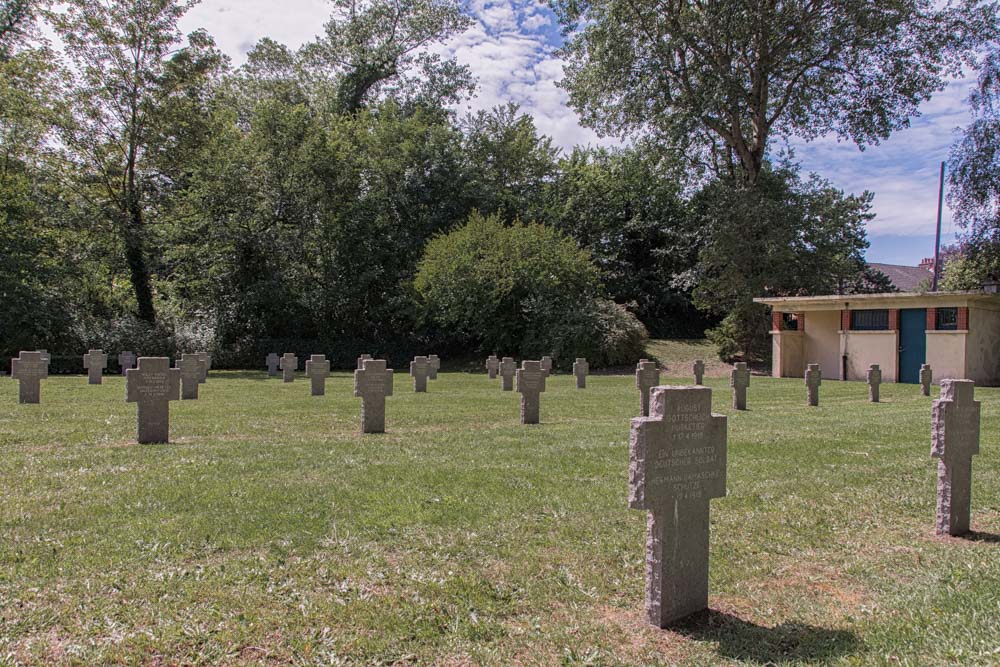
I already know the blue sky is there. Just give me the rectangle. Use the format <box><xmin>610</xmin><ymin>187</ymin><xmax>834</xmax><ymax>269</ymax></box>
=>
<box><xmin>181</xmin><ymin>0</ymin><xmax>974</xmax><ymax>266</ymax></box>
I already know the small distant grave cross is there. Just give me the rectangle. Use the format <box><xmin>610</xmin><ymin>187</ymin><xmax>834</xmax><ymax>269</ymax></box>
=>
<box><xmin>354</xmin><ymin>358</ymin><xmax>394</xmax><ymax>433</ymax></box>
<box><xmin>629</xmin><ymin>385</ymin><xmax>727</xmax><ymax>627</ymax></box>
<box><xmin>195</xmin><ymin>352</ymin><xmax>210</xmax><ymax>383</ymax></box>
<box><xmin>486</xmin><ymin>355</ymin><xmax>500</xmax><ymax>379</ymax></box>
<box><xmin>280</xmin><ymin>353</ymin><xmax>298</xmax><ymax>383</ymax></box>
<box><xmin>499</xmin><ymin>357</ymin><xmax>516</xmax><ymax>391</ymax></box>
<box><xmin>516</xmin><ymin>360</ymin><xmax>547</xmax><ymax>424</ymax></box>
<box><xmin>920</xmin><ymin>364</ymin><xmax>933</xmax><ymax>397</ymax></box>
<box><xmin>805</xmin><ymin>364</ymin><xmax>822</xmax><ymax>406</ymax></box>
<box><xmin>126</xmin><ymin>357</ymin><xmax>181</xmax><ymax>444</ymax></box>
<box><xmin>931</xmin><ymin>380</ymin><xmax>981</xmax><ymax>536</ymax></box>
<box><xmin>635</xmin><ymin>360</ymin><xmax>660</xmax><ymax>417</ymax></box>
<box><xmin>11</xmin><ymin>351</ymin><xmax>48</xmax><ymax>404</ymax></box>
<box><xmin>867</xmin><ymin>364</ymin><xmax>882</xmax><ymax>403</ymax></box>
<box><xmin>305</xmin><ymin>354</ymin><xmax>331</xmax><ymax>396</ymax></box>
<box><xmin>410</xmin><ymin>356</ymin><xmax>430</xmax><ymax>392</ymax></box>
<box><xmin>428</xmin><ymin>355</ymin><xmax>440</xmax><ymax>380</ymax></box>
<box><xmin>83</xmin><ymin>349</ymin><xmax>108</xmax><ymax>385</ymax></box>
<box><xmin>573</xmin><ymin>358</ymin><xmax>589</xmax><ymax>389</ymax></box>
<box><xmin>730</xmin><ymin>362</ymin><xmax>750</xmax><ymax>410</ymax></box>
<box><xmin>693</xmin><ymin>359</ymin><xmax>705</xmax><ymax>385</ymax></box>
<box><xmin>540</xmin><ymin>356</ymin><xmax>553</xmax><ymax>377</ymax></box>
<box><xmin>176</xmin><ymin>354</ymin><xmax>202</xmax><ymax>400</ymax></box>
<box><xmin>266</xmin><ymin>353</ymin><xmax>280</xmax><ymax>377</ymax></box>
<box><xmin>357</xmin><ymin>354</ymin><xmax>373</xmax><ymax>370</ymax></box>
<box><xmin>118</xmin><ymin>351</ymin><xmax>136</xmax><ymax>376</ymax></box>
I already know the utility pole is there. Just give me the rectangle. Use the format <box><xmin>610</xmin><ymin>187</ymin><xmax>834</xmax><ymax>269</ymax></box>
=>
<box><xmin>932</xmin><ymin>161</ymin><xmax>945</xmax><ymax>292</ymax></box>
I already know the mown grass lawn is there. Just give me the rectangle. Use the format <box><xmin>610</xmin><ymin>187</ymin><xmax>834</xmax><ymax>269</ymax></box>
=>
<box><xmin>1</xmin><ymin>370</ymin><xmax>998</xmax><ymax>665</ymax></box>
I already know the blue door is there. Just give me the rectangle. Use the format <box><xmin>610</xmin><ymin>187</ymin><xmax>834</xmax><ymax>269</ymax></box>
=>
<box><xmin>898</xmin><ymin>309</ymin><xmax>926</xmax><ymax>383</ymax></box>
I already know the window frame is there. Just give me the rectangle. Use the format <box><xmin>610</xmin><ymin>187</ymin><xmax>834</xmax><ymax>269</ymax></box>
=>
<box><xmin>850</xmin><ymin>309</ymin><xmax>890</xmax><ymax>331</ymax></box>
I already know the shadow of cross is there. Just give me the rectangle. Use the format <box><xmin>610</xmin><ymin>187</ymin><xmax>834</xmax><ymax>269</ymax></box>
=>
<box><xmin>11</xmin><ymin>351</ymin><xmax>48</xmax><ymax>404</ymax></box>
<box><xmin>126</xmin><ymin>357</ymin><xmax>180</xmax><ymax>444</ymax></box>
<box><xmin>354</xmin><ymin>358</ymin><xmax>394</xmax><ymax>433</ymax></box>
<box><xmin>176</xmin><ymin>354</ymin><xmax>202</xmax><ymax>400</ymax></box>
<box><xmin>932</xmin><ymin>379</ymin><xmax>981</xmax><ymax>536</ymax></box>
<box><xmin>636</xmin><ymin>360</ymin><xmax>660</xmax><ymax>417</ymax></box>
<box><xmin>499</xmin><ymin>357</ymin><xmax>516</xmax><ymax>391</ymax></box>
<box><xmin>516</xmin><ymin>361</ymin><xmax>546</xmax><ymax>424</ymax></box>
<box><xmin>83</xmin><ymin>349</ymin><xmax>108</xmax><ymax>385</ymax></box>
<box><xmin>280</xmin><ymin>353</ymin><xmax>298</xmax><ymax>383</ymax></box>
<box><xmin>573</xmin><ymin>358</ymin><xmax>589</xmax><ymax>389</ymax></box>
<box><xmin>266</xmin><ymin>353</ymin><xmax>280</xmax><ymax>377</ymax></box>
<box><xmin>410</xmin><ymin>356</ymin><xmax>430</xmax><ymax>392</ymax></box>
<box><xmin>629</xmin><ymin>386</ymin><xmax>728</xmax><ymax>628</ymax></box>
<box><xmin>306</xmin><ymin>354</ymin><xmax>330</xmax><ymax>396</ymax></box>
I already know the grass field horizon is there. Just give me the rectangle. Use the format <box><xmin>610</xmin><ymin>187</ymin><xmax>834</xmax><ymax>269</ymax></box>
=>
<box><xmin>1</xmin><ymin>361</ymin><xmax>998</xmax><ymax>664</ymax></box>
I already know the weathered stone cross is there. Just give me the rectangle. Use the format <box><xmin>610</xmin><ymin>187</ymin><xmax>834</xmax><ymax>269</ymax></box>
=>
<box><xmin>357</xmin><ymin>354</ymin><xmax>372</xmax><ymax>370</ymax></box>
<box><xmin>693</xmin><ymin>359</ymin><xmax>705</xmax><ymax>385</ymax></box>
<box><xmin>867</xmin><ymin>364</ymin><xmax>882</xmax><ymax>403</ymax></box>
<box><xmin>428</xmin><ymin>355</ymin><xmax>440</xmax><ymax>380</ymax></box>
<box><xmin>573</xmin><ymin>358</ymin><xmax>589</xmax><ymax>389</ymax></box>
<box><xmin>176</xmin><ymin>353</ymin><xmax>202</xmax><ymax>400</ymax></box>
<box><xmin>516</xmin><ymin>360</ymin><xmax>547</xmax><ymax>424</ymax></box>
<box><xmin>629</xmin><ymin>385</ymin><xmax>727</xmax><ymax>627</ymax></box>
<box><xmin>118</xmin><ymin>351</ymin><xmax>136</xmax><ymax>376</ymax></box>
<box><xmin>354</xmin><ymin>358</ymin><xmax>394</xmax><ymax>433</ymax></box>
<box><xmin>195</xmin><ymin>352</ymin><xmax>210</xmax><ymax>383</ymax></box>
<box><xmin>11</xmin><ymin>351</ymin><xmax>48</xmax><ymax>404</ymax></box>
<box><xmin>635</xmin><ymin>360</ymin><xmax>660</xmax><ymax>417</ymax></box>
<box><xmin>805</xmin><ymin>363</ymin><xmax>822</xmax><ymax>406</ymax></box>
<box><xmin>499</xmin><ymin>357</ymin><xmax>516</xmax><ymax>391</ymax></box>
<box><xmin>920</xmin><ymin>364</ymin><xmax>933</xmax><ymax>397</ymax></box>
<box><xmin>486</xmin><ymin>355</ymin><xmax>499</xmax><ymax>379</ymax></box>
<box><xmin>931</xmin><ymin>379</ymin><xmax>981</xmax><ymax>536</ymax></box>
<box><xmin>126</xmin><ymin>357</ymin><xmax>181</xmax><ymax>444</ymax></box>
<box><xmin>83</xmin><ymin>349</ymin><xmax>108</xmax><ymax>385</ymax></box>
<box><xmin>540</xmin><ymin>356</ymin><xmax>553</xmax><ymax>377</ymax></box>
<box><xmin>410</xmin><ymin>356</ymin><xmax>430</xmax><ymax>392</ymax></box>
<box><xmin>280</xmin><ymin>353</ymin><xmax>298</xmax><ymax>383</ymax></box>
<box><xmin>306</xmin><ymin>354</ymin><xmax>331</xmax><ymax>396</ymax></box>
<box><xmin>730</xmin><ymin>362</ymin><xmax>750</xmax><ymax>410</ymax></box>
<box><xmin>266</xmin><ymin>353</ymin><xmax>280</xmax><ymax>377</ymax></box>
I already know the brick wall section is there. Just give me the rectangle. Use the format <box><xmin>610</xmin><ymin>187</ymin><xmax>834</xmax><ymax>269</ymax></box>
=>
<box><xmin>958</xmin><ymin>307</ymin><xmax>969</xmax><ymax>330</ymax></box>
<box><xmin>772</xmin><ymin>311</ymin><xmax>783</xmax><ymax>332</ymax></box>
<box><xmin>926</xmin><ymin>308</ymin><xmax>937</xmax><ymax>331</ymax></box>
<box><xmin>797</xmin><ymin>312</ymin><xmax>805</xmax><ymax>332</ymax></box>
<box><xmin>841</xmin><ymin>309</ymin><xmax>850</xmax><ymax>331</ymax></box>
<box><xmin>889</xmin><ymin>309</ymin><xmax>900</xmax><ymax>331</ymax></box>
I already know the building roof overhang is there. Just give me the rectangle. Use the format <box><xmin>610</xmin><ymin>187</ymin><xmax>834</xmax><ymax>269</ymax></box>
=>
<box><xmin>753</xmin><ymin>291</ymin><xmax>1000</xmax><ymax>312</ymax></box>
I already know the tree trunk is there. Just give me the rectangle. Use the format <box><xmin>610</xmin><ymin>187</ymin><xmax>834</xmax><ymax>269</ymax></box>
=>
<box><xmin>125</xmin><ymin>200</ymin><xmax>156</xmax><ymax>324</ymax></box>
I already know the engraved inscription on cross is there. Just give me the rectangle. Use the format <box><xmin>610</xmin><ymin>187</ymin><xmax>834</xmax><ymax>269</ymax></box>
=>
<box><xmin>118</xmin><ymin>351</ymin><xmax>136</xmax><ymax>376</ymax></box>
<box><xmin>730</xmin><ymin>362</ymin><xmax>750</xmax><ymax>410</ymax></box>
<box><xmin>410</xmin><ymin>356</ymin><xmax>430</xmax><ymax>392</ymax></box>
<box><xmin>486</xmin><ymin>355</ymin><xmax>499</xmax><ymax>379</ymax></box>
<box><xmin>867</xmin><ymin>364</ymin><xmax>882</xmax><ymax>403</ymax></box>
<box><xmin>306</xmin><ymin>354</ymin><xmax>331</xmax><ymax>396</ymax></box>
<box><xmin>805</xmin><ymin>363</ymin><xmax>822</xmax><ymax>406</ymax></box>
<box><xmin>499</xmin><ymin>357</ymin><xmax>516</xmax><ymax>391</ymax></box>
<box><xmin>11</xmin><ymin>351</ymin><xmax>49</xmax><ymax>404</ymax></box>
<box><xmin>931</xmin><ymin>379</ymin><xmax>981</xmax><ymax>536</ymax></box>
<box><xmin>636</xmin><ymin>360</ymin><xmax>660</xmax><ymax>417</ymax></box>
<box><xmin>266</xmin><ymin>353</ymin><xmax>280</xmax><ymax>377</ymax></box>
<box><xmin>83</xmin><ymin>349</ymin><xmax>108</xmax><ymax>385</ymax></box>
<box><xmin>176</xmin><ymin>353</ymin><xmax>202</xmax><ymax>400</ymax></box>
<box><xmin>354</xmin><ymin>358</ymin><xmax>394</xmax><ymax>433</ymax></box>
<box><xmin>629</xmin><ymin>385</ymin><xmax>727</xmax><ymax>627</ymax></box>
<box><xmin>280</xmin><ymin>353</ymin><xmax>298</xmax><ymax>383</ymax></box>
<box><xmin>573</xmin><ymin>358</ymin><xmax>589</xmax><ymax>389</ymax></box>
<box><xmin>516</xmin><ymin>360</ymin><xmax>546</xmax><ymax>424</ymax></box>
<box><xmin>428</xmin><ymin>355</ymin><xmax>440</xmax><ymax>380</ymax></box>
<box><xmin>920</xmin><ymin>364</ymin><xmax>933</xmax><ymax>396</ymax></box>
<box><xmin>693</xmin><ymin>359</ymin><xmax>705</xmax><ymax>385</ymax></box>
<box><xmin>126</xmin><ymin>357</ymin><xmax>181</xmax><ymax>444</ymax></box>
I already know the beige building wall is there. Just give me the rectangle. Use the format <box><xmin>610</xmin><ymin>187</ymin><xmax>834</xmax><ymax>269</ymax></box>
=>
<box><xmin>803</xmin><ymin>310</ymin><xmax>841</xmax><ymax>380</ymax></box>
<box><xmin>926</xmin><ymin>332</ymin><xmax>967</xmax><ymax>383</ymax></box>
<box><xmin>966</xmin><ymin>307</ymin><xmax>1000</xmax><ymax>385</ymax></box>
<box><xmin>772</xmin><ymin>331</ymin><xmax>804</xmax><ymax>378</ymax></box>
<box><xmin>841</xmin><ymin>331</ymin><xmax>898</xmax><ymax>382</ymax></box>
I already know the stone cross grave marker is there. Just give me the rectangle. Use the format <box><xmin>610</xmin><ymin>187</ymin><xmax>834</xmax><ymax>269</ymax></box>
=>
<box><xmin>931</xmin><ymin>379</ymin><xmax>981</xmax><ymax>536</ymax></box>
<box><xmin>540</xmin><ymin>356</ymin><xmax>553</xmax><ymax>377</ymax></box>
<box><xmin>410</xmin><ymin>356</ymin><xmax>430</xmax><ymax>392</ymax></box>
<box><xmin>629</xmin><ymin>385</ymin><xmax>727</xmax><ymax>627</ymax></box>
<box><xmin>11</xmin><ymin>351</ymin><xmax>48</xmax><ymax>404</ymax></box>
<box><xmin>83</xmin><ymin>349</ymin><xmax>108</xmax><ymax>385</ymax></box>
<box><xmin>354</xmin><ymin>358</ymin><xmax>394</xmax><ymax>433</ymax></box>
<box><xmin>176</xmin><ymin>354</ymin><xmax>202</xmax><ymax>400</ymax></box>
<box><xmin>38</xmin><ymin>349</ymin><xmax>50</xmax><ymax>365</ymax></box>
<box><xmin>499</xmin><ymin>357</ymin><xmax>516</xmax><ymax>391</ymax></box>
<box><xmin>486</xmin><ymin>355</ymin><xmax>499</xmax><ymax>379</ymax></box>
<box><xmin>357</xmin><ymin>354</ymin><xmax>372</xmax><ymax>370</ymax></box>
<box><xmin>195</xmin><ymin>352</ymin><xmax>210</xmax><ymax>383</ymax></box>
<box><xmin>280</xmin><ymin>353</ymin><xmax>298</xmax><ymax>383</ymax></box>
<box><xmin>693</xmin><ymin>359</ymin><xmax>705</xmax><ymax>385</ymax></box>
<box><xmin>305</xmin><ymin>354</ymin><xmax>331</xmax><ymax>396</ymax></box>
<box><xmin>805</xmin><ymin>363</ymin><xmax>822</xmax><ymax>406</ymax></box>
<box><xmin>730</xmin><ymin>362</ymin><xmax>750</xmax><ymax>410</ymax></box>
<box><xmin>920</xmin><ymin>364</ymin><xmax>933</xmax><ymax>396</ymax></box>
<box><xmin>867</xmin><ymin>364</ymin><xmax>882</xmax><ymax>403</ymax></box>
<box><xmin>573</xmin><ymin>358</ymin><xmax>589</xmax><ymax>389</ymax></box>
<box><xmin>126</xmin><ymin>357</ymin><xmax>181</xmax><ymax>444</ymax></box>
<box><xmin>516</xmin><ymin>360</ymin><xmax>547</xmax><ymax>424</ymax></box>
<box><xmin>266</xmin><ymin>353</ymin><xmax>280</xmax><ymax>377</ymax></box>
<box><xmin>636</xmin><ymin>360</ymin><xmax>661</xmax><ymax>417</ymax></box>
<box><xmin>118</xmin><ymin>351</ymin><xmax>136</xmax><ymax>376</ymax></box>
<box><xmin>428</xmin><ymin>355</ymin><xmax>440</xmax><ymax>380</ymax></box>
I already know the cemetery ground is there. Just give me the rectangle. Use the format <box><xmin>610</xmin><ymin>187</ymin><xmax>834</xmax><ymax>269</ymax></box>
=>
<box><xmin>1</xmin><ymin>370</ymin><xmax>998</xmax><ymax>665</ymax></box>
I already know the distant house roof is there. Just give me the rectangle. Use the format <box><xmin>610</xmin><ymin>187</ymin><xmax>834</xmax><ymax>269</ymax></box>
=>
<box><xmin>868</xmin><ymin>263</ymin><xmax>932</xmax><ymax>292</ymax></box>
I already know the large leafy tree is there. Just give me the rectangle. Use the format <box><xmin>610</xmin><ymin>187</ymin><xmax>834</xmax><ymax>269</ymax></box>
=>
<box><xmin>555</xmin><ymin>0</ymin><xmax>996</xmax><ymax>183</ymax></box>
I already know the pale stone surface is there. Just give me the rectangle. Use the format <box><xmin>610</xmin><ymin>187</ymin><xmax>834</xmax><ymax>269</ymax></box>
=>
<box><xmin>357</xmin><ymin>354</ymin><xmax>372</xmax><ymax>370</ymax></box>
<box><xmin>176</xmin><ymin>354</ymin><xmax>202</xmax><ymax>400</ymax></box>
<box><xmin>573</xmin><ymin>358</ymin><xmax>589</xmax><ymax>389</ymax></box>
<box><xmin>540</xmin><ymin>356</ymin><xmax>553</xmax><ymax>377</ymax></box>
<box><xmin>37</xmin><ymin>350</ymin><xmax>50</xmax><ymax>365</ymax></box>
<box><xmin>636</xmin><ymin>361</ymin><xmax>660</xmax><ymax>417</ymax></box>
<box><xmin>280</xmin><ymin>353</ymin><xmax>298</xmax><ymax>383</ymax></box>
<box><xmin>499</xmin><ymin>357</ymin><xmax>516</xmax><ymax>391</ymax></box>
<box><xmin>931</xmin><ymin>380</ymin><xmax>981</xmax><ymax>536</ymax></box>
<box><xmin>486</xmin><ymin>355</ymin><xmax>499</xmax><ymax>379</ymax></box>
<box><xmin>305</xmin><ymin>354</ymin><xmax>331</xmax><ymax>396</ymax></box>
<box><xmin>126</xmin><ymin>357</ymin><xmax>180</xmax><ymax>444</ymax></box>
<box><xmin>629</xmin><ymin>386</ymin><xmax>727</xmax><ymax>627</ymax></box>
<box><xmin>693</xmin><ymin>359</ymin><xmax>705</xmax><ymax>385</ymax></box>
<box><xmin>867</xmin><ymin>364</ymin><xmax>882</xmax><ymax>403</ymax></box>
<box><xmin>83</xmin><ymin>349</ymin><xmax>108</xmax><ymax>385</ymax></box>
<box><xmin>730</xmin><ymin>362</ymin><xmax>750</xmax><ymax>410</ymax></box>
<box><xmin>516</xmin><ymin>360</ymin><xmax>547</xmax><ymax>424</ymax></box>
<box><xmin>920</xmin><ymin>364</ymin><xmax>933</xmax><ymax>396</ymax></box>
<box><xmin>410</xmin><ymin>356</ymin><xmax>430</xmax><ymax>392</ymax></box>
<box><xmin>118</xmin><ymin>351</ymin><xmax>136</xmax><ymax>375</ymax></box>
<box><xmin>354</xmin><ymin>358</ymin><xmax>394</xmax><ymax>433</ymax></box>
<box><xmin>11</xmin><ymin>351</ymin><xmax>48</xmax><ymax>404</ymax></box>
<box><xmin>805</xmin><ymin>364</ymin><xmax>822</xmax><ymax>406</ymax></box>
<box><xmin>195</xmin><ymin>351</ymin><xmax>210</xmax><ymax>383</ymax></box>
<box><xmin>428</xmin><ymin>355</ymin><xmax>440</xmax><ymax>380</ymax></box>
<box><xmin>266</xmin><ymin>353</ymin><xmax>280</xmax><ymax>377</ymax></box>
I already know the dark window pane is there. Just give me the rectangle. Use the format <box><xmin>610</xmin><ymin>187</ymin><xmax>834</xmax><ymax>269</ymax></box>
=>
<box><xmin>936</xmin><ymin>308</ymin><xmax>958</xmax><ymax>330</ymax></box>
<box><xmin>782</xmin><ymin>313</ymin><xmax>799</xmax><ymax>331</ymax></box>
<box><xmin>851</xmin><ymin>309</ymin><xmax>889</xmax><ymax>331</ymax></box>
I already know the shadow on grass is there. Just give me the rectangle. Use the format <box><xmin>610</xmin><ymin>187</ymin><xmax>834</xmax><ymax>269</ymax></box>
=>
<box><xmin>966</xmin><ymin>531</ymin><xmax>1000</xmax><ymax>544</ymax></box>
<box><xmin>673</xmin><ymin>610</ymin><xmax>859</xmax><ymax>663</ymax></box>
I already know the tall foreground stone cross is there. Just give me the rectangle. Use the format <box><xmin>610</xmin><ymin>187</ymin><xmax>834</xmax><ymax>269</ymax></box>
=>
<box><xmin>516</xmin><ymin>360</ymin><xmax>546</xmax><ymax>424</ymax></box>
<box><xmin>693</xmin><ymin>359</ymin><xmax>705</xmax><ymax>385</ymax></box>
<box><xmin>428</xmin><ymin>355</ymin><xmax>440</xmax><ymax>380</ymax></box>
<box><xmin>354</xmin><ymin>358</ymin><xmax>394</xmax><ymax>433</ymax></box>
<box><xmin>931</xmin><ymin>379</ymin><xmax>981</xmax><ymax>536</ymax></box>
<box><xmin>920</xmin><ymin>364</ymin><xmax>933</xmax><ymax>396</ymax></box>
<box><xmin>280</xmin><ymin>353</ymin><xmax>298</xmax><ymax>383</ymax></box>
<box><xmin>118</xmin><ymin>351</ymin><xmax>136</xmax><ymax>376</ymax></box>
<box><xmin>867</xmin><ymin>364</ymin><xmax>882</xmax><ymax>403</ymax></box>
<box><xmin>636</xmin><ymin>360</ymin><xmax>660</xmax><ymax>417</ymax></box>
<box><xmin>83</xmin><ymin>349</ymin><xmax>108</xmax><ymax>385</ymax></box>
<box><xmin>805</xmin><ymin>364</ymin><xmax>822</xmax><ymax>406</ymax></box>
<box><xmin>196</xmin><ymin>352</ymin><xmax>210</xmax><ymax>383</ymax></box>
<box><xmin>266</xmin><ymin>353</ymin><xmax>280</xmax><ymax>377</ymax></box>
<box><xmin>126</xmin><ymin>357</ymin><xmax>181</xmax><ymax>444</ymax></box>
<box><xmin>410</xmin><ymin>356</ymin><xmax>430</xmax><ymax>392</ymax></box>
<box><xmin>306</xmin><ymin>354</ymin><xmax>331</xmax><ymax>396</ymax></box>
<box><xmin>629</xmin><ymin>385</ymin><xmax>727</xmax><ymax>627</ymax></box>
<box><xmin>573</xmin><ymin>358</ymin><xmax>589</xmax><ymax>389</ymax></box>
<box><xmin>730</xmin><ymin>362</ymin><xmax>750</xmax><ymax>410</ymax></box>
<box><xmin>486</xmin><ymin>355</ymin><xmax>499</xmax><ymax>379</ymax></box>
<box><xmin>540</xmin><ymin>356</ymin><xmax>553</xmax><ymax>377</ymax></box>
<box><xmin>11</xmin><ymin>351</ymin><xmax>48</xmax><ymax>404</ymax></box>
<box><xmin>176</xmin><ymin>354</ymin><xmax>202</xmax><ymax>400</ymax></box>
<box><xmin>499</xmin><ymin>357</ymin><xmax>516</xmax><ymax>391</ymax></box>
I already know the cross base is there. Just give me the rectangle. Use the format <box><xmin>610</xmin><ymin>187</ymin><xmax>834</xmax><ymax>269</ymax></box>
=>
<box><xmin>646</xmin><ymin>500</ymin><xmax>711</xmax><ymax>627</ymax></box>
